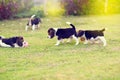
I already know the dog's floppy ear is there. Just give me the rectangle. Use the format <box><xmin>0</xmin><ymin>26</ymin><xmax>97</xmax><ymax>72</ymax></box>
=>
<box><xmin>16</xmin><ymin>36</ymin><xmax>24</xmax><ymax>47</ymax></box>
<box><xmin>0</xmin><ymin>36</ymin><xmax>2</xmax><ymax>39</ymax></box>
<box><xmin>18</xmin><ymin>36</ymin><xmax>24</xmax><ymax>42</ymax></box>
<box><xmin>48</xmin><ymin>28</ymin><xmax>56</xmax><ymax>38</ymax></box>
<box><xmin>48</xmin><ymin>28</ymin><xmax>54</xmax><ymax>33</ymax></box>
<box><xmin>0</xmin><ymin>36</ymin><xmax>5</xmax><ymax>39</ymax></box>
<box><xmin>77</xmin><ymin>30</ymin><xmax>84</xmax><ymax>37</ymax></box>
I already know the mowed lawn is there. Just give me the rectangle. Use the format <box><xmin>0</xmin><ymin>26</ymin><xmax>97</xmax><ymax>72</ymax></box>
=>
<box><xmin>0</xmin><ymin>14</ymin><xmax>120</xmax><ymax>80</ymax></box>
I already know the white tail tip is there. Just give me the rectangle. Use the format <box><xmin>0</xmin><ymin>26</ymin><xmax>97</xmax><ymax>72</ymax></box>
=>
<box><xmin>105</xmin><ymin>28</ymin><xmax>108</xmax><ymax>30</ymax></box>
<box><xmin>66</xmin><ymin>22</ymin><xmax>71</xmax><ymax>25</ymax></box>
<box><xmin>31</xmin><ymin>15</ymin><xmax>36</xmax><ymax>19</ymax></box>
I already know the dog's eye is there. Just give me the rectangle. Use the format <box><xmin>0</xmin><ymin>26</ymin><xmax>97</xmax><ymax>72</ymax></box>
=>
<box><xmin>21</xmin><ymin>37</ymin><xmax>23</xmax><ymax>40</ymax></box>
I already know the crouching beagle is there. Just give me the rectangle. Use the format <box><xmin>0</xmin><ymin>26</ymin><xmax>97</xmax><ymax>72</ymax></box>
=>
<box><xmin>77</xmin><ymin>28</ymin><xmax>107</xmax><ymax>46</ymax></box>
<box><xmin>0</xmin><ymin>36</ymin><xmax>26</xmax><ymax>47</ymax></box>
<box><xmin>25</xmin><ymin>15</ymin><xmax>41</xmax><ymax>31</ymax></box>
<box><xmin>47</xmin><ymin>22</ymin><xmax>79</xmax><ymax>45</ymax></box>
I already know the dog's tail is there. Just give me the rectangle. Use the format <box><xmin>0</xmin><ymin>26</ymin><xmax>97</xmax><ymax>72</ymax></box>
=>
<box><xmin>66</xmin><ymin>22</ymin><xmax>78</xmax><ymax>37</ymax></box>
<box><xmin>30</xmin><ymin>15</ymin><xmax>36</xmax><ymax>19</ymax></box>
<box><xmin>100</xmin><ymin>28</ymin><xmax>107</xmax><ymax>32</ymax></box>
<box><xmin>66</xmin><ymin>22</ymin><xmax>76</xmax><ymax>29</ymax></box>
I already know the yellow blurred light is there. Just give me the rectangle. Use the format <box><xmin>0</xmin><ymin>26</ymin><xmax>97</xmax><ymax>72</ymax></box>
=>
<box><xmin>107</xmin><ymin>0</ymin><xmax>119</xmax><ymax>14</ymax></box>
<box><xmin>89</xmin><ymin>0</ymin><xmax>119</xmax><ymax>15</ymax></box>
<box><xmin>45</xmin><ymin>0</ymin><xmax>65</xmax><ymax>17</ymax></box>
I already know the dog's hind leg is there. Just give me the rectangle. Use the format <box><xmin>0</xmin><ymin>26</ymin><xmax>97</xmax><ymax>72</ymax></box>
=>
<box><xmin>25</xmin><ymin>25</ymin><xmax>29</xmax><ymax>31</ymax></box>
<box><xmin>55</xmin><ymin>40</ymin><xmax>62</xmax><ymax>46</ymax></box>
<box><xmin>72</xmin><ymin>35</ymin><xmax>79</xmax><ymax>45</ymax></box>
<box><xmin>32</xmin><ymin>25</ymin><xmax>36</xmax><ymax>31</ymax></box>
<box><xmin>84</xmin><ymin>40</ymin><xmax>88</xmax><ymax>44</ymax></box>
<box><xmin>98</xmin><ymin>36</ymin><xmax>107</xmax><ymax>46</ymax></box>
<box><xmin>67</xmin><ymin>37</ymin><xmax>72</xmax><ymax>43</ymax></box>
<box><xmin>38</xmin><ymin>24</ymin><xmax>40</xmax><ymax>28</ymax></box>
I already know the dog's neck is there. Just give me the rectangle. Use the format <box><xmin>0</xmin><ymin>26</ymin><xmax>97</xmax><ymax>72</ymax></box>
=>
<box><xmin>53</xmin><ymin>28</ymin><xmax>58</xmax><ymax>32</ymax></box>
<box><xmin>53</xmin><ymin>28</ymin><xmax>58</xmax><ymax>36</ymax></box>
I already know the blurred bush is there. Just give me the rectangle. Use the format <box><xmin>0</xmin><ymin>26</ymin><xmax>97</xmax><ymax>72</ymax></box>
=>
<box><xmin>0</xmin><ymin>0</ymin><xmax>44</xmax><ymax>20</ymax></box>
<box><xmin>0</xmin><ymin>0</ymin><xmax>18</xmax><ymax>20</ymax></box>
<box><xmin>61</xmin><ymin>0</ymin><xmax>120</xmax><ymax>15</ymax></box>
<box><xmin>30</xmin><ymin>5</ymin><xmax>45</xmax><ymax>17</ymax></box>
<box><xmin>14</xmin><ymin>8</ymin><xmax>45</xmax><ymax>18</ymax></box>
<box><xmin>1</xmin><ymin>0</ymin><xmax>120</xmax><ymax>20</ymax></box>
<box><xmin>14</xmin><ymin>2</ymin><xmax>45</xmax><ymax>18</ymax></box>
<box><xmin>60</xmin><ymin>0</ymin><xmax>89</xmax><ymax>15</ymax></box>
<box><xmin>45</xmin><ymin>0</ymin><xmax>65</xmax><ymax>17</ymax></box>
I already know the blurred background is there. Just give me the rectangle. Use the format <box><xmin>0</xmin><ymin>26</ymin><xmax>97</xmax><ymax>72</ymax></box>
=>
<box><xmin>0</xmin><ymin>0</ymin><xmax>120</xmax><ymax>20</ymax></box>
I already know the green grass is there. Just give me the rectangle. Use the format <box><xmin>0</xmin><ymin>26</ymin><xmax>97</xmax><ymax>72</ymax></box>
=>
<box><xmin>0</xmin><ymin>14</ymin><xmax>120</xmax><ymax>80</ymax></box>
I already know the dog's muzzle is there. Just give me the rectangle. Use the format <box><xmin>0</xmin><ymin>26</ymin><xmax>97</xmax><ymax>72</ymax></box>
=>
<box><xmin>47</xmin><ymin>36</ymin><xmax>51</xmax><ymax>39</ymax></box>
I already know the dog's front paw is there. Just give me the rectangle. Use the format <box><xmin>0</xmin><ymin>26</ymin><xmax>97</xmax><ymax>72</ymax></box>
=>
<box><xmin>75</xmin><ymin>43</ymin><xmax>79</xmax><ymax>45</ymax></box>
<box><xmin>84</xmin><ymin>41</ymin><xmax>88</xmax><ymax>44</ymax></box>
<box><xmin>55</xmin><ymin>43</ymin><xmax>59</xmax><ymax>46</ymax></box>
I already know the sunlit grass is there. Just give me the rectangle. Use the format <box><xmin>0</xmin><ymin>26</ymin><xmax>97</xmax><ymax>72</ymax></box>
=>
<box><xmin>0</xmin><ymin>15</ymin><xmax>120</xmax><ymax>80</ymax></box>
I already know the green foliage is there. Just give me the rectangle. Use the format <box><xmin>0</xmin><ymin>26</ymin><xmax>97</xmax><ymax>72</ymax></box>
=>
<box><xmin>13</xmin><ymin>5</ymin><xmax>45</xmax><ymax>18</ymax></box>
<box><xmin>30</xmin><ymin>5</ymin><xmax>45</xmax><ymax>17</ymax></box>
<box><xmin>1</xmin><ymin>0</ymin><xmax>120</xmax><ymax>19</ymax></box>
<box><xmin>87</xmin><ymin>0</ymin><xmax>105</xmax><ymax>14</ymax></box>
<box><xmin>13</xmin><ymin>11</ymin><xmax>34</xmax><ymax>18</ymax></box>
<box><xmin>0</xmin><ymin>0</ymin><xmax>34</xmax><ymax>20</ymax></box>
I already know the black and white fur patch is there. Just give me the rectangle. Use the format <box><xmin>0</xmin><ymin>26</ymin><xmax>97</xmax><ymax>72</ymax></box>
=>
<box><xmin>77</xmin><ymin>28</ymin><xmax>107</xmax><ymax>46</ymax></box>
<box><xmin>48</xmin><ymin>22</ymin><xmax>79</xmax><ymax>45</ymax></box>
<box><xmin>0</xmin><ymin>36</ymin><xmax>25</xmax><ymax>48</ymax></box>
<box><xmin>25</xmin><ymin>15</ymin><xmax>41</xmax><ymax>31</ymax></box>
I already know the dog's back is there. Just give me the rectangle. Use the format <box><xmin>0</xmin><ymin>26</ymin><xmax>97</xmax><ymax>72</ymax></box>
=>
<box><xmin>56</xmin><ymin>22</ymin><xmax>77</xmax><ymax>39</ymax></box>
<box><xmin>31</xmin><ymin>18</ymin><xmax>41</xmax><ymax>25</ymax></box>
<box><xmin>85</xmin><ymin>30</ymin><xmax>104</xmax><ymax>39</ymax></box>
<box><xmin>56</xmin><ymin>27</ymin><xmax>76</xmax><ymax>39</ymax></box>
<box><xmin>78</xmin><ymin>28</ymin><xmax>106</xmax><ymax>39</ymax></box>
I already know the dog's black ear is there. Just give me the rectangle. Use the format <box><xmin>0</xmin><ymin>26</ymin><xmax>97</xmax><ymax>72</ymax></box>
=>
<box><xmin>48</xmin><ymin>28</ymin><xmax>55</xmax><ymax>38</ymax></box>
<box><xmin>48</xmin><ymin>28</ymin><xmax>53</xmax><ymax>33</ymax></box>
<box><xmin>16</xmin><ymin>36</ymin><xmax>24</xmax><ymax>47</ymax></box>
<box><xmin>77</xmin><ymin>30</ymin><xmax>84</xmax><ymax>37</ymax></box>
<box><xmin>0</xmin><ymin>36</ymin><xmax>2</xmax><ymax>39</ymax></box>
<box><xmin>0</xmin><ymin>36</ymin><xmax>4</xmax><ymax>39</ymax></box>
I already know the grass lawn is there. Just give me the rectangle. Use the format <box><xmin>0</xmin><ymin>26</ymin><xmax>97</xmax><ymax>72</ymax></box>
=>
<box><xmin>0</xmin><ymin>14</ymin><xmax>120</xmax><ymax>80</ymax></box>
